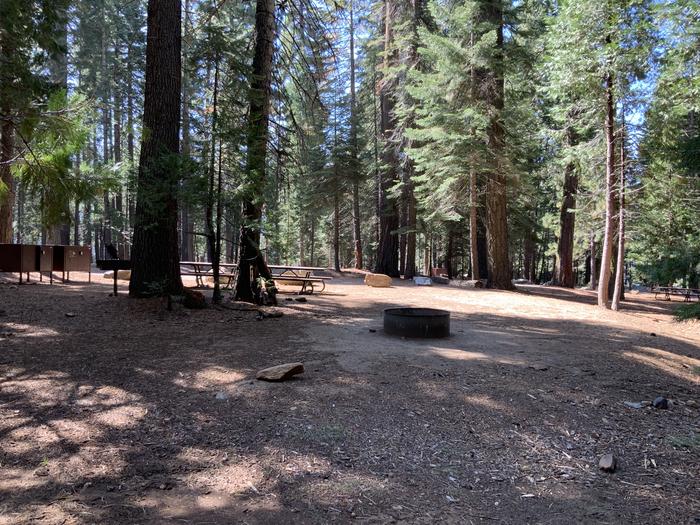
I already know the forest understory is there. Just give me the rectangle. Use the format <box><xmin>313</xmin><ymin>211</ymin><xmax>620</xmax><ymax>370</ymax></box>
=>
<box><xmin>1</xmin><ymin>275</ymin><xmax>698</xmax><ymax>524</ymax></box>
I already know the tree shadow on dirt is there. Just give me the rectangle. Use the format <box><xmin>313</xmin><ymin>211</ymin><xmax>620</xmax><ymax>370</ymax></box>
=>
<box><xmin>512</xmin><ymin>283</ymin><xmax>682</xmax><ymax>317</ymax></box>
<box><xmin>0</xmin><ymin>279</ymin><xmax>699</xmax><ymax>523</ymax></box>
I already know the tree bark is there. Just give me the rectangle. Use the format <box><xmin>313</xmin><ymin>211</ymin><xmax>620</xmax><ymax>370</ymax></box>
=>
<box><xmin>374</xmin><ymin>0</ymin><xmax>400</xmax><ymax>277</ymax></box>
<box><xmin>555</xmin><ymin>160</ymin><xmax>578</xmax><ymax>287</ymax></box>
<box><xmin>597</xmin><ymin>71</ymin><xmax>615</xmax><ymax>308</ymax></box>
<box><xmin>404</xmin><ymin>188</ymin><xmax>417</xmax><ymax>278</ymax></box>
<box><xmin>0</xmin><ymin>111</ymin><xmax>14</xmax><ymax>243</ymax></box>
<box><xmin>180</xmin><ymin>0</ymin><xmax>194</xmax><ymax>262</ymax></box>
<box><xmin>469</xmin><ymin>168</ymin><xmax>480</xmax><ymax>280</ymax></box>
<box><xmin>589</xmin><ymin>232</ymin><xmax>597</xmax><ymax>289</ymax></box>
<box><xmin>611</xmin><ymin>123</ymin><xmax>626</xmax><ymax>310</ymax></box>
<box><xmin>349</xmin><ymin>1</ymin><xmax>363</xmax><ymax>270</ymax></box>
<box><xmin>476</xmin><ymin>0</ymin><xmax>512</xmax><ymax>289</ymax></box>
<box><xmin>129</xmin><ymin>0</ymin><xmax>184</xmax><ymax>297</ymax></box>
<box><xmin>555</xmin><ymin>119</ymin><xmax>578</xmax><ymax>287</ymax></box>
<box><xmin>234</xmin><ymin>0</ymin><xmax>276</xmax><ymax>301</ymax></box>
<box><xmin>333</xmin><ymin>194</ymin><xmax>341</xmax><ymax>272</ymax></box>
<box><xmin>205</xmin><ymin>57</ymin><xmax>222</xmax><ymax>302</ymax></box>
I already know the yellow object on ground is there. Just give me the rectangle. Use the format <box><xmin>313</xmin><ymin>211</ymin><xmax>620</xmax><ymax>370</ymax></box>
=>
<box><xmin>364</xmin><ymin>273</ymin><xmax>392</xmax><ymax>287</ymax></box>
<box><xmin>103</xmin><ymin>270</ymin><xmax>131</xmax><ymax>281</ymax></box>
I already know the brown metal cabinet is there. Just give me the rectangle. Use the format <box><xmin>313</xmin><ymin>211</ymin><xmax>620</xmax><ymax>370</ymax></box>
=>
<box><xmin>35</xmin><ymin>245</ymin><xmax>54</xmax><ymax>283</ymax></box>
<box><xmin>52</xmin><ymin>245</ymin><xmax>92</xmax><ymax>282</ymax></box>
<box><xmin>0</xmin><ymin>244</ymin><xmax>37</xmax><ymax>283</ymax></box>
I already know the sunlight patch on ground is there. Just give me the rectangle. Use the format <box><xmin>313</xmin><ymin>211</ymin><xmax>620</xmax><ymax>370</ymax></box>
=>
<box><xmin>0</xmin><ymin>322</ymin><xmax>60</xmax><ymax>338</ymax></box>
<box><xmin>462</xmin><ymin>394</ymin><xmax>512</xmax><ymax>413</ymax></box>
<box><xmin>2</xmin><ymin>375</ymin><xmax>74</xmax><ymax>407</ymax></box>
<box><xmin>0</xmin><ymin>468</ymin><xmax>48</xmax><ymax>492</ymax></box>
<box><xmin>623</xmin><ymin>347</ymin><xmax>700</xmax><ymax>383</ymax></box>
<box><xmin>172</xmin><ymin>366</ymin><xmax>247</xmax><ymax>391</ymax></box>
<box><xmin>298</xmin><ymin>472</ymin><xmax>392</xmax><ymax>507</ymax></box>
<box><xmin>427</xmin><ymin>347</ymin><xmax>490</xmax><ymax>361</ymax></box>
<box><xmin>94</xmin><ymin>405</ymin><xmax>148</xmax><ymax>428</ymax></box>
<box><xmin>75</xmin><ymin>385</ymin><xmax>142</xmax><ymax>407</ymax></box>
<box><xmin>181</xmin><ymin>449</ymin><xmax>267</xmax><ymax>495</ymax></box>
<box><xmin>137</xmin><ymin>489</ymin><xmax>284</xmax><ymax>518</ymax></box>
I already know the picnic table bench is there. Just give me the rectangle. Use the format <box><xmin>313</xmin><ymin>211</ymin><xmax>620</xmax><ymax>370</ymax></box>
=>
<box><xmin>654</xmin><ymin>286</ymin><xmax>700</xmax><ymax>302</ymax></box>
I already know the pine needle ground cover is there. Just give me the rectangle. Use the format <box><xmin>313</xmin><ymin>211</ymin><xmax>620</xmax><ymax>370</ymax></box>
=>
<box><xmin>1</xmin><ymin>275</ymin><xmax>698</xmax><ymax>523</ymax></box>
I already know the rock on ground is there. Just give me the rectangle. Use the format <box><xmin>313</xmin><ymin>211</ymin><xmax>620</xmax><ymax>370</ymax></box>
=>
<box><xmin>599</xmin><ymin>453</ymin><xmax>617</xmax><ymax>472</ymax></box>
<box><xmin>364</xmin><ymin>274</ymin><xmax>392</xmax><ymax>288</ymax></box>
<box><xmin>256</xmin><ymin>362</ymin><xmax>304</xmax><ymax>382</ymax></box>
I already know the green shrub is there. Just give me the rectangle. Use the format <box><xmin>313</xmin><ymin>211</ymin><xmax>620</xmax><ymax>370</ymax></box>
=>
<box><xmin>675</xmin><ymin>303</ymin><xmax>700</xmax><ymax>322</ymax></box>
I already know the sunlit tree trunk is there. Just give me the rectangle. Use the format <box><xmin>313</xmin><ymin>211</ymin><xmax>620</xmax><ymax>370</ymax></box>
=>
<box><xmin>611</xmin><ymin>123</ymin><xmax>626</xmax><ymax>311</ymax></box>
<box><xmin>597</xmin><ymin>71</ymin><xmax>615</xmax><ymax>308</ymax></box>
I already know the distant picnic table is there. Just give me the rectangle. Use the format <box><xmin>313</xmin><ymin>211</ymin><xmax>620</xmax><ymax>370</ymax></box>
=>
<box><xmin>653</xmin><ymin>286</ymin><xmax>700</xmax><ymax>302</ymax></box>
<box><xmin>268</xmin><ymin>265</ymin><xmax>332</xmax><ymax>294</ymax></box>
<box><xmin>180</xmin><ymin>261</ymin><xmax>238</xmax><ymax>289</ymax></box>
<box><xmin>179</xmin><ymin>262</ymin><xmax>331</xmax><ymax>294</ymax></box>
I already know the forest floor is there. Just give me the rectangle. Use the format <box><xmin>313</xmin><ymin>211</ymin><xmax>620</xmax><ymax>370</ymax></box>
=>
<box><xmin>1</xmin><ymin>271</ymin><xmax>699</xmax><ymax>524</ymax></box>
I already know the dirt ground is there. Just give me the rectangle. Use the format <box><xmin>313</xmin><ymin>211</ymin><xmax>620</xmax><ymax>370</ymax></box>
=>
<box><xmin>1</xmin><ymin>270</ymin><xmax>699</xmax><ymax>524</ymax></box>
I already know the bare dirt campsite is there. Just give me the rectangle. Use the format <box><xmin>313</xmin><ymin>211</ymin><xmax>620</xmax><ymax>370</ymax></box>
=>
<box><xmin>1</xmin><ymin>273</ymin><xmax>698</xmax><ymax>524</ymax></box>
<box><xmin>2</xmin><ymin>0</ymin><xmax>700</xmax><ymax>522</ymax></box>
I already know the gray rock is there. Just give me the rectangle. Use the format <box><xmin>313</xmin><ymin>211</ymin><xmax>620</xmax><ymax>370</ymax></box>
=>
<box><xmin>215</xmin><ymin>391</ymin><xmax>229</xmax><ymax>400</ymax></box>
<box><xmin>652</xmin><ymin>396</ymin><xmax>668</xmax><ymax>409</ymax></box>
<box><xmin>256</xmin><ymin>362</ymin><xmax>304</xmax><ymax>382</ymax></box>
<box><xmin>599</xmin><ymin>453</ymin><xmax>617</xmax><ymax>472</ymax></box>
<box><xmin>624</xmin><ymin>401</ymin><xmax>644</xmax><ymax>409</ymax></box>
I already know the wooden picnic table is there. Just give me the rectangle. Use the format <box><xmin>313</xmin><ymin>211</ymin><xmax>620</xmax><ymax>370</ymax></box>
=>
<box><xmin>654</xmin><ymin>286</ymin><xmax>700</xmax><ymax>302</ymax></box>
<box><xmin>178</xmin><ymin>262</ymin><xmax>332</xmax><ymax>294</ymax></box>
<box><xmin>180</xmin><ymin>261</ymin><xmax>237</xmax><ymax>289</ymax></box>
<box><xmin>268</xmin><ymin>265</ymin><xmax>332</xmax><ymax>294</ymax></box>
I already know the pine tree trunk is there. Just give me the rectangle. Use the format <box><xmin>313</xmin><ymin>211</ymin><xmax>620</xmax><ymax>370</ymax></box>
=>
<box><xmin>0</xmin><ymin>109</ymin><xmax>14</xmax><ymax>243</ymax></box>
<box><xmin>180</xmin><ymin>0</ymin><xmax>194</xmax><ymax>262</ymax></box>
<box><xmin>374</xmin><ymin>0</ymin><xmax>400</xmax><ymax>277</ymax></box>
<box><xmin>405</xmin><ymin>189</ymin><xmax>417</xmax><ymax>278</ymax></box>
<box><xmin>597</xmin><ymin>71</ymin><xmax>615</xmax><ymax>308</ymax></box>
<box><xmin>589</xmin><ymin>232</ymin><xmax>597</xmax><ymax>289</ymax></box>
<box><xmin>400</xmin><ymin>0</ymin><xmax>421</xmax><ymax>281</ymax></box>
<box><xmin>129</xmin><ymin>0</ymin><xmax>184</xmax><ymax>297</ymax></box>
<box><xmin>205</xmin><ymin>58</ymin><xmax>221</xmax><ymax>302</ymax></box>
<box><xmin>74</xmin><ymin>199</ymin><xmax>80</xmax><ymax>245</ymax></box>
<box><xmin>611</xmin><ymin>124</ymin><xmax>626</xmax><ymax>310</ymax></box>
<box><xmin>476</xmin><ymin>0</ymin><xmax>511</xmax><ymax>289</ymax></box>
<box><xmin>399</xmin><ymin>200</ymin><xmax>407</xmax><ymax>276</ymax></box>
<box><xmin>15</xmin><ymin>181</ymin><xmax>24</xmax><ymax>243</ymax></box>
<box><xmin>469</xmin><ymin>168</ymin><xmax>480</xmax><ymax>280</ymax></box>
<box><xmin>234</xmin><ymin>0</ymin><xmax>276</xmax><ymax>301</ymax></box>
<box><xmin>126</xmin><ymin>51</ymin><xmax>136</xmax><ymax>242</ymax></box>
<box><xmin>299</xmin><ymin>217</ymin><xmax>306</xmax><ymax>266</ymax></box>
<box><xmin>523</xmin><ymin>234</ymin><xmax>533</xmax><ymax>282</ymax></box>
<box><xmin>349</xmin><ymin>1</ymin><xmax>363</xmax><ymax>270</ymax></box>
<box><xmin>555</xmin><ymin>160</ymin><xmax>578</xmax><ymax>287</ymax></box>
<box><xmin>333</xmin><ymin>194</ymin><xmax>341</xmax><ymax>272</ymax></box>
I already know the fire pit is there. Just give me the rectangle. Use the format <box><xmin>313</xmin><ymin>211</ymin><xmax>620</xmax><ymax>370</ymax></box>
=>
<box><xmin>383</xmin><ymin>308</ymin><xmax>450</xmax><ymax>338</ymax></box>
